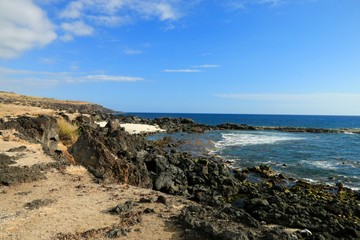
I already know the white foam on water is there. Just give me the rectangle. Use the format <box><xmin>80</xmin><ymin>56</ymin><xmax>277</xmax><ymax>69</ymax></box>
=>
<box><xmin>301</xmin><ymin>160</ymin><xmax>337</xmax><ymax>170</ymax></box>
<box><xmin>215</xmin><ymin>132</ymin><xmax>304</xmax><ymax>149</ymax></box>
<box><xmin>302</xmin><ymin>159</ymin><xmax>360</xmax><ymax>171</ymax></box>
<box><xmin>303</xmin><ymin>178</ymin><xmax>319</xmax><ymax>184</ymax></box>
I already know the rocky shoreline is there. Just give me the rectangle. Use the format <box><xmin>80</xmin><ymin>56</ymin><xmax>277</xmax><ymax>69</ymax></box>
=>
<box><xmin>1</xmin><ymin>93</ymin><xmax>359</xmax><ymax>239</ymax></box>
<box><xmin>115</xmin><ymin>114</ymin><xmax>360</xmax><ymax>134</ymax></box>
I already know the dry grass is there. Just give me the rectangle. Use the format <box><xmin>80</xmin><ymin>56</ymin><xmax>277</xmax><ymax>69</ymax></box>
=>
<box><xmin>57</xmin><ymin>118</ymin><xmax>79</xmax><ymax>146</ymax></box>
<box><xmin>0</xmin><ymin>103</ymin><xmax>55</xmax><ymax>118</ymax></box>
<box><xmin>0</xmin><ymin>91</ymin><xmax>89</xmax><ymax>105</ymax></box>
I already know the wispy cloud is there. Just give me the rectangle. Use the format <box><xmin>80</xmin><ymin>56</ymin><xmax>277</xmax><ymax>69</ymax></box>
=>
<box><xmin>83</xmin><ymin>75</ymin><xmax>143</xmax><ymax>82</ymax></box>
<box><xmin>123</xmin><ymin>48</ymin><xmax>143</xmax><ymax>55</ymax></box>
<box><xmin>0</xmin><ymin>67</ymin><xmax>143</xmax><ymax>89</ymax></box>
<box><xmin>57</xmin><ymin>0</ymin><xmax>194</xmax><ymax>40</ymax></box>
<box><xmin>193</xmin><ymin>64</ymin><xmax>220</xmax><ymax>68</ymax></box>
<box><xmin>162</xmin><ymin>69</ymin><xmax>202</xmax><ymax>73</ymax></box>
<box><xmin>60</xmin><ymin>21</ymin><xmax>94</xmax><ymax>41</ymax></box>
<box><xmin>163</xmin><ymin>64</ymin><xmax>220</xmax><ymax>73</ymax></box>
<box><xmin>226</xmin><ymin>0</ymin><xmax>285</xmax><ymax>10</ymax></box>
<box><xmin>0</xmin><ymin>0</ymin><xmax>56</xmax><ymax>59</ymax></box>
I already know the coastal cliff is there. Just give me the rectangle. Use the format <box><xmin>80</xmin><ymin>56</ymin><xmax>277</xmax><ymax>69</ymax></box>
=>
<box><xmin>1</xmin><ymin>92</ymin><xmax>359</xmax><ymax>239</ymax></box>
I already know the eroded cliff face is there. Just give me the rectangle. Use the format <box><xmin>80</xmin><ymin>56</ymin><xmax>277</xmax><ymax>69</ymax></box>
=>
<box><xmin>69</xmin><ymin>126</ymin><xmax>152</xmax><ymax>188</ymax></box>
<box><xmin>0</xmin><ymin>115</ymin><xmax>60</xmax><ymax>154</ymax></box>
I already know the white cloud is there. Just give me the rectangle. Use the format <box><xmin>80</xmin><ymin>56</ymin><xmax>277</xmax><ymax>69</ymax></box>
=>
<box><xmin>162</xmin><ymin>69</ymin><xmax>201</xmax><ymax>73</ymax></box>
<box><xmin>0</xmin><ymin>67</ymin><xmax>143</xmax><ymax>89</ymax></box>
<box><xmin>56</xmin><ymin>0</ymin><xmax>191</xmax><ymax>41</ymax></box>
<box><xmin>0</xmin><ymin>0</ymin><xmax>56</xmax><ymax>59</ymax></box>
<box><xmin>257</xmin><ymin>0</ymin><xmax>284</xmax><ymax>6</ymax></box>
<box><xmin>59</xmin><ymin>0</ymin><xmax>84</xmax><ymax>19</ymax></box>
<box><xmin>84</xmin><ymin>74</ymin><xmax>143</xmax><ymax>82</ymax></box>
<box><xmin>88</xmin><ymin>15</ymin><xmax>130</xmax><ymax>26</ymax></box>
<box><xmin>226</xmin><ymin>0</ymin><xmax>285</xmax><ymax>9</ymax></box>
<box><xmin>193</xmin><ymin>64</ymin><xmax>220</xmax><ymax>68</ymax></box>
<box><xmin>59</xmin><ymin>0</ymin><xmax>184</xmax><ymax>22</ymax></box>
<box><xmin>60</xmin><ymin>21</ymin><xmax>94</xmax><ymax>41</ymax></box>
<box><xmin>131</xmin><ymin>1</ymin><xmax>179</xmax><ymax>20</ymax></box>
<box><xmin>162</xmin><ymin>64</ymin><xmax>219</xmax><ymax>73</ymax></box>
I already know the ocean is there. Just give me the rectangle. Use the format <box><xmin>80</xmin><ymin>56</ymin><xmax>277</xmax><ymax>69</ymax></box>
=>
<box><xmin>129</xmin><ymin>113</ymin><xmax>360</xmax><ymax>190</ymax></box>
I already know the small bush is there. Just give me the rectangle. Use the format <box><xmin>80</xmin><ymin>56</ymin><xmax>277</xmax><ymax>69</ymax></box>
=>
<box><xmin>57</xmin><ymin>118</ymin><xmax>78</xmax><ymax>146</ymax></box>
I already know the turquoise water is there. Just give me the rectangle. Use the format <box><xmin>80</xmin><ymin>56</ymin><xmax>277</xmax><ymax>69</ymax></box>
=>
<box><xmin>133</xmin><ymin>113</ymin><xmax>360</xmax><ymax>189</ymax></box>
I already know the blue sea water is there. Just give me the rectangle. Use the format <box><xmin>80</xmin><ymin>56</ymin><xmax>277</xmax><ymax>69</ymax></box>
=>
<box><xmin>128</xmin><ymin>112</ymin><xmax>360</xmax><ymax>129</ymax></box>
<box><xmin>129</xmin><ymin>113</ymin><xmax>360</xmax><ymax>189</ymax></box>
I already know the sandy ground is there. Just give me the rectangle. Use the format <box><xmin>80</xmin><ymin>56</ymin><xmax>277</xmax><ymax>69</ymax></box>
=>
<box><xmin>0</xmin><ymin>132</ymin><xmax>191</xmax><ymax>240</ymax></box>
<box><xmin>0</xmin><ymin>130</ymin><xmax>55</xmax><ymax>167</ymax></box>
<box><xmin>120</xmin><ymin>123</ymin><xmax>165</xmax><ymax>134</ymax></box>
<box><xmin>95</xmin><ymin>121</ymin><xmax>165</xmax><ymax>135</ymax></box>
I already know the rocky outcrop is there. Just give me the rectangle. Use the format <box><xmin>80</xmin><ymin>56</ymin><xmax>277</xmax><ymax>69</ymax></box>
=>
<box><xmin>151</xmin><ymin>117</ymin><xmax>212</xmax><ymax>133</ymax></box>
<box><xmin>0</xmin><ymin>115</ymin><xmax>59</xmax><ymax>154</ymax></box>
<box><xmin>68</xmin><ymin>121</ymin><xmax>242</xmax><ymax>203</ymax></box>
<box><xmin>178</xmin><ymin>205</ymin><xmax>304</xmax><ymax>240</ymax></box>
<box><xmin>119</xmin><ymin>116</ymin><xmax>360</xmax><ymax>134</ymax></box>
<box><xmin>69</xmin><ymin>126</ymin><xmax>152</xmax><ymax>187</ymax></box>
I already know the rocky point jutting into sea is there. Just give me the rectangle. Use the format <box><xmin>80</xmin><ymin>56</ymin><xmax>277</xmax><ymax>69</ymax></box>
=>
<box><xmin>0</xmin><ymin>92</ymin><xmax>359</xmax><ymax>240</ymax></box>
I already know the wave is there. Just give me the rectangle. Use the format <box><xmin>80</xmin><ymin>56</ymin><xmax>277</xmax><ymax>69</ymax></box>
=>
<box><xmin>215</xmin><ymin>131</ymin><xmax>305</xmax><ymax>149</ymax></box>
<box><xmin>301</xmin><ymin>160</ymin><xmax>337</xmax><ymax>170</ymax></box>
<box><xmin>301</xmin><ymin>159</ymin><xmax>360</xmax><ymax>171</ymax></box>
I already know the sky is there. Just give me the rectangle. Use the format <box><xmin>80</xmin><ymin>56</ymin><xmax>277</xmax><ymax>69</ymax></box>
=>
<box><xmin>0</xmin><ymin>0</ymin><xmax>360</xmax><ymax>115</ymax></box>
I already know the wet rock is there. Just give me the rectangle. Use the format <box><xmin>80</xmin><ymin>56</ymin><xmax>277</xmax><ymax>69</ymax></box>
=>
<box><xmin>233</xmin><ymin>169</ymin><xmax>248</xmax><ymax>182</ymax></box>
<box><xmin>249</xmin><ymin>165</ymin><xmax>277</xmax><ymax>178</ymax></box>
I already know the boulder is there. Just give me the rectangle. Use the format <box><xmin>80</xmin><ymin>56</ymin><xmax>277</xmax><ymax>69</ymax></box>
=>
<box><xmin>69</xmin><ymin>129</ymin><xmax>152</xmax><ymax>187</ymax></box>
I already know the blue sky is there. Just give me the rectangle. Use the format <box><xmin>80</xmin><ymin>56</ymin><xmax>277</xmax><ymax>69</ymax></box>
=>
<box><xmin>1</xmin><ymin>0</ymin><xmax>360</xmax><ymax>115</ymax></box>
